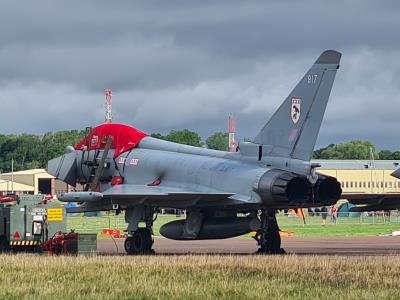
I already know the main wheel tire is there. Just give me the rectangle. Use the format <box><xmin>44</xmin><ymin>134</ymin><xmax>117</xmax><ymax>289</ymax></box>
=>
<box><xmin>124</xmin><ymin>228</ymin><xmax>153</xmax><ymax>255</ymax></box>
<box><xmin>268</xmin><ymin>227</ymin><xmax>281</xmax><ymax>251</ymax></box>
<box><xmin>124</xmin><ymin>236</ymin><xmax>135</xmax><ymax>255</ymax></box>
<box><xmin>257</xmin><ymin>229</ymin><xmax>285</xmax><ymax>254</ymax></box>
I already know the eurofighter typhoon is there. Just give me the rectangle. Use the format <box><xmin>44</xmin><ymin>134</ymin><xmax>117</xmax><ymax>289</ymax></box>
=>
<box><xmin>48</xmin><ymin>50</ymin><xmax>342</xmax><ymax>254</ymax></box>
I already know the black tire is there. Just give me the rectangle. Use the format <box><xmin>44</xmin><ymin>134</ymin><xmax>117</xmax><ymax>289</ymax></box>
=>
<box><xmin>269</xmin><ymin>227</ymin><xmax>281</xmax><ymax>251</ymax></box>
<box><xmin>124</xmin><ymin>236</ymin><xmax>134</xmax><ymax>254</ymax></box>
<box><xmin>124</xmin><ymin>228</ymin><xmax>153</xmax><ymax>255</ymax></box>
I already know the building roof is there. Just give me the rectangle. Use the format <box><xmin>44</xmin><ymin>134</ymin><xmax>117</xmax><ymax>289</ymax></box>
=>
<box><xmin>313</xmin><ymin>160</ymin><xmax>400</xmax><ymax>170</ymax></box>
<box><xmin>0</xmin><ymin>179</ymin><xmax>34</xmax><ymax>192</ymax></box>
<box><xmin>0</xmin><ymin>169</ymin><xmax>55</xmax><ymax>178</ymax></box>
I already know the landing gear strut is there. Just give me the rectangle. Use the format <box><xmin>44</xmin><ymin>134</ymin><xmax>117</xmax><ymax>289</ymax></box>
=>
<box><xmin>124</xmin><ymin>206</ymin><xmax>155</xmax><ymax>255</ymax></box>
<box><xmin>254</xmin><ymin>209</ymin><xmax>285</xmax><ymax>254</ymax></box>
<box><xmin>124</xmin><ymin>228</ymin><xmax>153</xmax><ymax>255</ymax></box>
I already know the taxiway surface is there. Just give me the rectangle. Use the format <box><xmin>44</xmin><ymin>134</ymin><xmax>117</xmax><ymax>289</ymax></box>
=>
<box><xmin>98</xmin><ymin>236</ymin><xmax>400</xmax><ymax>255</ymax></box>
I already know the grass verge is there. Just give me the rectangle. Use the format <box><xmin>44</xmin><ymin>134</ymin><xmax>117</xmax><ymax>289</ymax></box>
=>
<box><xmin>0</xmin><ymin>254</ymin><xmax>399</xmax><ymax>300</ymax></box>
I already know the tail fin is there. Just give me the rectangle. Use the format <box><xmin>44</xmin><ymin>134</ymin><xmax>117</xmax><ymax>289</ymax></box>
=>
<box><xmin>253</xmin><ymin>50</ymin><xmax>341</xmax><ymax>160</ymax></box>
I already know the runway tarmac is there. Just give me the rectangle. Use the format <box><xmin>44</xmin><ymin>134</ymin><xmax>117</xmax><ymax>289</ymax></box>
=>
<box><xmin>98</xmin><ymin>236</ymin><xmax>400</xmax><ymax>255</ymax></box>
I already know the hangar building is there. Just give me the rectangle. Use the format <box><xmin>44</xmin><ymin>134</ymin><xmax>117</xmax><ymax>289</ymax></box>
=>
<box><xmin>0</xmin><ymin>169</ymin><xmax>76</xmax><ymax>196</ymax></box>
<box><xmin>316</xmin><ymin>160</ymin><xmax>400</xmax><ymax>194</ymax></box>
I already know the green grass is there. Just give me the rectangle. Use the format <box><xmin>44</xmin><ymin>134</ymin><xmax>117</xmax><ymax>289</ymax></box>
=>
<box><xmin>276</xmin><ymin>214</ymin><xmax>400</xmax><ymax>237</ymax></box>
<box><xmin>278</xmin><ymin>223</ymin><xmax>400</xmax><ymax>237</ymax></box>
<box><xmin>66</xmin><ymin>213</ymin><xmax>400</xmax><ymax>238</ymax></box>
<box><xmin>67</xmin><ymin>214</ymin><xmax>183</xmax><ymax>237</ymax></box>
<box><xmin>0</xmin><ymin>255</ymin><xmax>400</xmax><ymax>299</ymax></box>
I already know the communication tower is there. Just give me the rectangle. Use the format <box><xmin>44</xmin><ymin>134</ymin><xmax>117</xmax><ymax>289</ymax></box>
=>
<box><xmin>228</xmin><ymin>114</ymin><xmax>237</xmax><ymax>152</ymax></box>
<box><xmin>105</xmin><ymin>88</ymin><xmax>113</xmax><ymax>123</ymax></box>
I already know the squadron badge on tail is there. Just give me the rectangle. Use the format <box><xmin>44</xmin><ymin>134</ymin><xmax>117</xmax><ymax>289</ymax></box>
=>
<box><xmin>291</xmin><ymin>97</ymin><xmax>301</xmax><ymax>124</ymax></box>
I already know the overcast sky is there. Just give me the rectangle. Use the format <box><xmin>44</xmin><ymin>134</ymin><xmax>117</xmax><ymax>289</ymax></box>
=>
<box><xmin>1</xmin><ymin>1</ymin><xmax>399</xmax><ymax>150</ymax></box>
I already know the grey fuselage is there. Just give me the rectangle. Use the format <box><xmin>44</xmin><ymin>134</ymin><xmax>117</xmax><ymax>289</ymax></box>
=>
<box><xmin>73</xmin><ymin>136</ymin><xmax>339</xmax><ymax>210</ymax></box>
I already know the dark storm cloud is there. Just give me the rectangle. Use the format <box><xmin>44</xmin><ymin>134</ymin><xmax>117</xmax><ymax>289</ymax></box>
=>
<box><xmin>0</xmin><ymin>1</ymin><xmax>400</xmax><ymax>149</ymax></box>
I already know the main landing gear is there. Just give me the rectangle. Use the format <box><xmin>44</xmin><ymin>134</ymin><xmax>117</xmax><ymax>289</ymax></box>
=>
<box><xmin>254</xmin><ymin>209</ymin><xmax>286</xmax><ymax>254</ymax></box>
<box><xmin>124</xmin><ymin>206</ymin><xmax>155</xmax><ymax>255</ymax></box>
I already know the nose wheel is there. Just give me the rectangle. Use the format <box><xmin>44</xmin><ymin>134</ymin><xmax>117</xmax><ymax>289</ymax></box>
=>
<box><xmin>124</xmin><ymin>228</ymin><xmax>154</xmax><ymax>255</ymax></box>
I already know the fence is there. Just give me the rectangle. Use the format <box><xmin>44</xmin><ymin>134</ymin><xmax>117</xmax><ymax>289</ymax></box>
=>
<box><xmin>281</xmin><ymin>210</ymin><xmax>400</xmax><ymax>225</ymax></box>
<box><xmin>65</xmin><ymin>210</ymin><xmax>400</xmax><ymax>235</ymax></box>
<box><xmin>67</xmin><ymin>213</ymin><xmax>127</xmax><ymax>234</ymax></box>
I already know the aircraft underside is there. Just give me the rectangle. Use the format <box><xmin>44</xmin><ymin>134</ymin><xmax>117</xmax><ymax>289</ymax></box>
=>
<box><xmin>122</xmin><ymin>205</ymin><xmax>286</xmax><ymax>255</ymax></box>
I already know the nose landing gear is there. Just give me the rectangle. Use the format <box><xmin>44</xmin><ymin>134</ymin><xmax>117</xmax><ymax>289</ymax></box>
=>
<box><xmin>124</xmin><ymin>206</ymin><xmax>156</xmax><ymax>255</ymax></box>
<box><xmin>124</xmin><ymin>228</ymin><xmax>154</xmax><ymax>255</ymax></box>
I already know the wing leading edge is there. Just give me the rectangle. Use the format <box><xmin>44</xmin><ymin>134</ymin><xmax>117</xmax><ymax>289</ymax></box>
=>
<box><xmin>102</xmin><ymin>184</ymin><xmax>234</xmax><ymax>201</ymax></box>
<box><xmin>59</xmin><ymin>184</ymin><xmax>248</xmax><ymax>212</ymax></box>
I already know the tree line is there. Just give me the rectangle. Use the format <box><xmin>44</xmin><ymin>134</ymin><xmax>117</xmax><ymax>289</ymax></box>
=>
<box><xmin>311</xmin><ymin>140</ymin><xmax>400</xmax><ymax>160</ymax></box>
<box><xmin>0</xmin><ymin>129</ymin><xmax>398</xmax><ymax>172</ymax></box>
<box><xmin>0</xmin><ymin>130</ymin><xmax>86</xmax><ymax>172</ymax></box>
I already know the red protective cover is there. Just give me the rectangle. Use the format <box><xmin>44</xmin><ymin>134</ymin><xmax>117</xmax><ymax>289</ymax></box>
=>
<box><xmin>75</xmin><ymin>123</ymin><xmax>148</xmax><ymax>158</ymax></box>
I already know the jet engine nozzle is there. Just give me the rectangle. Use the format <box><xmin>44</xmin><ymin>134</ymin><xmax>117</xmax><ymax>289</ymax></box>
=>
<box><xmin>256</xmin><ymin>169</ymin><xmax>312</xmax><ymax>207</ymax></box>
<box><xmin>313</xmin><ymin>175</ymin><xmax>342</xmax><ymax>205</ymax></box>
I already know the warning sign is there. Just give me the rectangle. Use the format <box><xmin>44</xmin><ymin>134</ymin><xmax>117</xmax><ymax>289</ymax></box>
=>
<box><xmin>47</xmin><ymin>208</ymin><xmax>63</xmax><ymax>222</ymax></box>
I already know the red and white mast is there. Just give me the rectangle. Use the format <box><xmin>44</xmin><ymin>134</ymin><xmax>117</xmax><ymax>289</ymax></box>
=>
<box><xmin>228</xmin><ymin>113</ymin><xmax>237</xmax><ymax>152</ymax></box>
<box><xmin>105</xmin><ymin>88</ymin><xmax>113</xmax><ymax>123</ymax></box>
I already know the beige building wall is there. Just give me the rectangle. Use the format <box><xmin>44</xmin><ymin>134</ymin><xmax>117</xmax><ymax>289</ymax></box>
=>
<box><xmin>0</xmin><ymin>169</ymin><xmax>55</xmax><ymax>195</ymax></box>
<box><xmin>319</xmin><ymin>169</ymin><xmax>400</xmax><ymax>194</ymax></box>
<box><xmin>1</xmin><ymin>174</ymin><xmax>34</xmax><ymax>186</ymax></box>
<box><xmin>0</xmin><ymin>180</ymin><xmax>34</xmax><ymax>194</ymax></box>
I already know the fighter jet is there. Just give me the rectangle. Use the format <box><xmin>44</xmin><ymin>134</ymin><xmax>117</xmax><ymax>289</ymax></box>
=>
<box><xmin>311</xmin><ymin>160</ymin><xmax>400</xmax><ymax>212</ymax></box>
<box><xmin>47</xmin><ymin>50</ymin><xmax>342</xmax><ymax>254</ymax></box>
<box><xmin>392</xmin><ymin>168</ymin><xmax>400</xmax><ymax>180</ymax></box>
<box><xmin>342</xmin><ymin>166</ymin><xmax>400</xmax><ymax>212</ymax></box>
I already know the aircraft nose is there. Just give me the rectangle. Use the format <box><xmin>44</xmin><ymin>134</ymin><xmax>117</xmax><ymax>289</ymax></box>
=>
<box><xmin>47</xmin><ymin>151</ymin><xmax>77</xmax><ymax>186</ymax></box>
<box><xmin>391</xmin><ymin>168</ymin><xmax>400</xmax><ymax>179</ymax></box>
